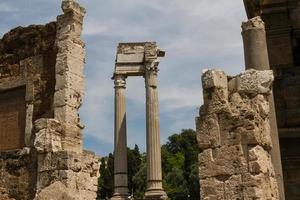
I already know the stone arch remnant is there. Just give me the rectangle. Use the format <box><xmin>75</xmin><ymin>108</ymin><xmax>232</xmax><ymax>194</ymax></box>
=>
<box><xmin>112</xmin><ymin>42</ymin><xmax>168</xmax><ymax>200</ymax></box>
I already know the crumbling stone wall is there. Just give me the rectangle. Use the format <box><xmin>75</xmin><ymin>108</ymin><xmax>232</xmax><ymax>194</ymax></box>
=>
<box><xmin>34</xmin><ymin>119</ymin><xmax>99</xmax><ymax>200</ymax></box>
<box><xmin>0</xmin><ymin>23</ymin><xmax>57</xmax><ymax>148</ymax></box>
<box><xmin>0</xmin><ymin>1</ymin><xmax>100</xmax><ymax>200</ymax></box>
<box><xmin>0</xmin><ymin>15</ymin><xmax>57</xmax><ymax>200</ymax></box>
<box><xmin>196</xmin><ymin>69</ymin><xmax>280</xmax><ymax>199</ymax></box>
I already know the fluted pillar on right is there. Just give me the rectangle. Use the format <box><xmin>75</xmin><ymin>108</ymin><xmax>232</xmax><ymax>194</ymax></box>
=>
<box><xmin>242</xmin><ymin>16</ymin><xmax>285</xmax><ymax>200</ymax></box>
<box><xmin>144</xmin><ymin>62</ymin><xmax>167</xmax><ymax>200</ymax></box>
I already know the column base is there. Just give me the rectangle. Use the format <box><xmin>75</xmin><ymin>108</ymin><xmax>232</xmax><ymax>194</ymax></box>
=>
<box><xmin>111</xmin><ymin>194</ymin><xmax>129</xmax><ymax>200</ymax></box>
<box><xmin>145</xmin><ymin>190</ymin><xmax>168</xmax><ymax>200</ymax></box>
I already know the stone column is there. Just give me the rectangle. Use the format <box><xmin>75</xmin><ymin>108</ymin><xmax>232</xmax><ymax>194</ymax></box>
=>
<box><xmin>242</xmin><ymin>16</ymin><xmax>270</xmax><ymax>70</ymax></box>
<box><xmin>144</xmin><ymin>63</ymin><xmax>168</xmax><ymax>200</ymax></box>
<box><xmin>112</xmin><ymin>74</ymin><xmax>129</xmax><ymax>200</ymax></box>
<box><xmin>242</xmin><ymin>16</ymin><xmax>285</xmax><ymax>200</ymax></box>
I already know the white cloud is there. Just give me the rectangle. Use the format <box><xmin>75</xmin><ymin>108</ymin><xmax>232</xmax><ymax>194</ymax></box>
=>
<box><xmin>83</xmin><ymin>22</ymin><xmax>109</xmax><ymax>35</ymax></box>
<box><xmin>0</xmin><ymin>2</ymin><xmax>17</xmax><ymax>12</ymax></box>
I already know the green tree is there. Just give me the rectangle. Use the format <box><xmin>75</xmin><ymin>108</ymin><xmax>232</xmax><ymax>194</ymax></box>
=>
<box><xmin>132</xmin><ymin>159</ymin><xmax>147</xmax><ymax>199</ymax></box>
<box><xmin>162</xmin><ymin>129</ymin><xmax>200</xmax><ymax>200</ymax></box>
<box><xmin>98</xmin><ymin>153</ymin><xmax>114</xmax><ymax>199</ymax></box>
<box><xmin>164</xmin><ymin>167</ymin><xmax>189</xmax><ymax>200</ymax></box>
<box><xmin>128</xmin><ymin>144</ymin><xmax>142</xmax><ymax>195</ymax></box>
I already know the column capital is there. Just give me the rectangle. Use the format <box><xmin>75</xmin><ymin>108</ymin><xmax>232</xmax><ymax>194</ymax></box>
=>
<box><xmin>145</xmin><ymin>60</ymin><xmax>160</xmax><ymax>72</ymax></box>
<box><xmin>145</xmin><ymin>62</ymin><xmax>159</xmax><ymax>88</ymax></box>
<box><xmin>114</xmin><ymin>74</ymin><xmax>126</xmax><ymax>88</ymax></box>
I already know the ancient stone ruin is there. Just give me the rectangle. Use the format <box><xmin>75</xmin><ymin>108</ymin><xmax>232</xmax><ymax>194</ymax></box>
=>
<box><xmin>112</xmin><ymin>42</ymin><xmax>167</xmax><ymax>200</ymax></box>
<box><xmin>195</xmin><ymin>15</ymin><xmax>286</xmax><ymax>200</ymax></box>
<box><xmin>196</xmin><ymin>1</ymin><xmax>300</xmax><ymax>198</ymax></box>
<box><xmin>244</xmin><ymin>1</ymin><xmax>300</xmax><ymax>199</ymax></box>
<box><xmin>0</xmin><ymin>1</ymin><xmax>99</xmax><ymax>200</ymax></box>
<box><xmin>1</xmin><ymin>0</ymin><xmax>299</xmax><ymax>199</ymax></box>
<box><xmin>197</xmin><ymin>69</ymin><xmax>279</xmax><ymax>199</ymax></box>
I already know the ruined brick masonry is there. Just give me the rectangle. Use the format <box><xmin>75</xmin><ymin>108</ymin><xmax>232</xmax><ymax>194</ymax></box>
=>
<box><xmin>196</xmin><ymin>69</ymin><xmax>280</xmax><ymax>199</ymax></box>
<box><xmin>0</xmin><ymin>1</ymin><xmax>100</xmax><ymax>200</ymax></box>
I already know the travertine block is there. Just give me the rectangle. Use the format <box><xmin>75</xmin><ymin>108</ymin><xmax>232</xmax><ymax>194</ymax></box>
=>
<box><xmin>54</xmin><ymin>88</ymin><xmax>83</xmax><ymax>108</ymax></box>
<box><xmin>248</xmin><ymin>145</ymin><xmax>274</xmax><ymax>175</ymax></box>
<box><xmin>55</xmin><ymin>53</ymin><xmax>85</xmax><ymax>76</ymax></box>
<box><xmin>117</xmin><ymin>53</ymin><xmax>144</xmax><ymax>63</ymax></box>
<box><xmin>200</xmin><ymin>177</ymin><xmax>224</xmax><ymax>200</ymax></box>
<box><xmin>54</xmin><ymin>105</ymin><xmax>80</xmax><ymax>125</ymax></box>
<box><xmin>224</xmin><ymin>175</ymin><xmax>243</xmax><ymax>199</ymax></box>
<box><xmin>202</xmin><ymin>69</ymin><xmax>227</xmax><ymax>89</ymax></box>
<box><xmin>196</xmin><ymin>115</ymin><xmax>221</xmax><ymax>149</ymax></box>
<box><xmin>34</xmin><ymin>119</ymin><xmax>63</xmax><ymax>153</ymax></box>
<box><xmin>199</xmin><ymin>145</ymin><xmax>247</xmax><ymax>179</ymax></box>
<box><xmin>235</xmin><ymin>69</ymin><xmax>274</xmax><ymax>95</ymax></box>
<box><xmin>55</xmin><ymin>71</ymin><xmax>85</xmax><ymax>93</ymax></box>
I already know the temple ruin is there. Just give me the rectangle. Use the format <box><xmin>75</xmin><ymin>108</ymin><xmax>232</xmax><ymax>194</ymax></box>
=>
<box><xmin>112</xmin><ymin>42</ymin><xmax>167</xmax><ymax>200</ymax></box>
<box><xmin>1</xmin><ymin>0</ymin><xmax>300</xmax><ymax>199</ymax></box>
<box><xmin>0</xmin><ymin>1</ymin><xmax>99</xmax><ymax>200</ymax></box>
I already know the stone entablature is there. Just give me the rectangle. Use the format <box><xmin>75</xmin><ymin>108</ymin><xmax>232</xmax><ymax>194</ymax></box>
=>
<box><xmin>197</xmin><ymin>69</ymin><xmax>280</xmax><ymax>199</ymax></box>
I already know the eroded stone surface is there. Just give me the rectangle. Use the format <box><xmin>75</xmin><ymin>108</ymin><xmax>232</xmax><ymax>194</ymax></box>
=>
<box><xmin>197</xmin><ymin>69</ymin><xmax>280</xmax><ymax>199</ymax></box>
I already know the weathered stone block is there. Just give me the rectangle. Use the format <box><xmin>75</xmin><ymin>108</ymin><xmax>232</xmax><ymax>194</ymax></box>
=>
<box><xmin>55</xmin><ymin>72</ymin><xmax>85</xmax><ymax>94</ymax></box>
<box><xmin>248</xmin><ymin>145</ymin><xmax>274</xmax><ymax>176</ymax></box>
<box><xmin>224</xmin><ymin>175</ymin><xmax>243</xmax><ymax>199</ymax></box>
<box><xmin>117</xmin><ymin>53</ymin><xmax>144</xmax><ymax>63</ymax></box>
<box><xmin>202</xmin><ymin>69</ymin><xmax>227</xmax><ymax>89</ymax></box>
<box><xmin>54</xmin><ymin>87</ymin><xmax>83</xmax><ymax>109</ymax></box>
<box><xmin>196</xmin><ymin>115</ymin><xmax>221</xmax><ymax>149</ymax></box>
<box><xmin>235</xmin><ymin>69</ymin><xmax>274</xmax><ymax>95</ymax></box>
<box><xmin>200</xmin><ymin>177</ymin><xmax>224</xmax><ymax>200</ymax></box>
<box><xmin>55</xmin><ymin>53</ymin><xmax>85</xmax><ymax>76</ymax></box>
<box><xmin>34</xmin><ymin>129</ymin><xmax>62</xmax><ymax>153</ymax></box>
<box><xmin>199</xmin><ymin>145</ymin><xmax>247</xmax><ymax>179</ymax></box>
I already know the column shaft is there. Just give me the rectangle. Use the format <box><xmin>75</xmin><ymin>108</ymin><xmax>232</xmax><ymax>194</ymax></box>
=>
<box><xmin>112</xmin><ymin>75</ymin><xmax>129</xmax><ymax>200</ymax></box>
<box><xmin>242</xmin><ymin>16</ymin><xmax>285</xmax><ymax>200</ymax></box>
<box><xmin>145</xmin><ymin>66</ymin><xmax>167</xmax><ymax>200</ymax></box>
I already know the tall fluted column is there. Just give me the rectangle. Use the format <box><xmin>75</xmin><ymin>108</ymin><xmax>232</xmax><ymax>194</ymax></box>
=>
<box><xmin>144</xmin><ymin>62</ymin><xmax>168</xmax><ymax>200</ymax></box>
<box><xmin>242</xmin><ymin>16</ymin><xmax>285</xmax><ymax>200</ymax></box>
<box><xmin>112</xmin><ymin>74</ymin><xmax>129</xmax><ymax>200</ymax></box>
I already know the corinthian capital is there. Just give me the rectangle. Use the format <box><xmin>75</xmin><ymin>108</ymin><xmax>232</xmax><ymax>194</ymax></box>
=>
<box><xmin>114</xmin><ymin>74</ymin><xmax>126</xmax><ymax>88</ymax></box>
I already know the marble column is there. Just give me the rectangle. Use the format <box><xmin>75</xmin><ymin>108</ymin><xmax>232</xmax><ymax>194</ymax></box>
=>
<box><xmin>144</xmin><ymin>63</ymin><xmax>168</xmax><ymax>200</ymax></box>
<box><xmin>112</xmin><ymin>74</ymin><xmax>129</xmax><ymax>200</ymax></box>
<box><xmin>242</xmin><ymin>16</ymin><xmax>285</xmax><ymax>200</ymax></box>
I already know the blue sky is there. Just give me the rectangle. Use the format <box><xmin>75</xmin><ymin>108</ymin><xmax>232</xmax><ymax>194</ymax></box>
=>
<box><xmin>0</xmin><ymin>0</ymin><xmax>247</xmax><ymax>156</ymax></box>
